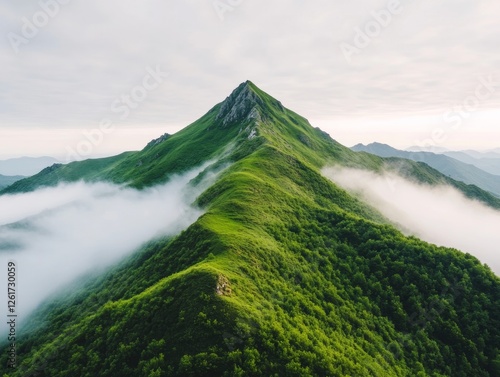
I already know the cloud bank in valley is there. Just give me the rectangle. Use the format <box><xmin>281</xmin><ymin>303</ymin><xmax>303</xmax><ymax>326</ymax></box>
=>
<box><xmin>323</xmin><ymin>167</ymin><xmax>500</xmax><ymax>275</ymax></box>
<box><xmin>0</xmin><ymin>162</ymin><xmax>221</xmax><ymax>330</ymax></box>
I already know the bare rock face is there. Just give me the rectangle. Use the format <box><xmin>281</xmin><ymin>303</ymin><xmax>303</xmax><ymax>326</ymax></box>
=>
<box><xmin>145</xmin><ymin>133</ymin><xmax>170</xmax><ymax>149</ymax></box>
<box><xmin>216</xmin><ymin>81</ymin><xmax>265</xmax><ymax>128</ymax></box>
<box><xmin>215</xmin><ymin>81</ymin><xmax>287</xmax><ymax>134</ymax></box>
<box><xmin>216</xmin><ymin>82</ymin><xmax>261</xmax><ymax>127</ymax></box>
<box><xmin>216</xmin><ymin>274</ymin><xmax>231</xmax><ymax>296</ymax></box>
<box><xmin>40</xmin><ymin>163</ymin><xmax>63</xmax><ymax>174</ymax></box>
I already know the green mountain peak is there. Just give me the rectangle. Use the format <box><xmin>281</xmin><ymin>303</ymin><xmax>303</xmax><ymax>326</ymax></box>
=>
<box><xmin>3</xmin><ymin>81</ymin><xmax>500</xmax><ymax>211</ymax></box>
<box><xmin>1</xmin><ymin>81</ymin><xmax>499</xmax><ymax>376</ymax></box>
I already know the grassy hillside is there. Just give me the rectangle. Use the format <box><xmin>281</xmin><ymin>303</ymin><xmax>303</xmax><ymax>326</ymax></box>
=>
<box><xmin>1</xmin><ymin>82</ymin><xmax>499</xmax><ymax>376</ymax></box>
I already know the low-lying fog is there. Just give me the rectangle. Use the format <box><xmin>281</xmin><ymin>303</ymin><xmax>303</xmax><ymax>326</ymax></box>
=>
<box><xmin>323</xmin><ymin>167</ymin><xmax>500</xmax><ymax>276</ymax></box>
<box><xmin>0</xmin><ymin>162</ymin><xmax>222</xmax><ymax>332</ymax></box>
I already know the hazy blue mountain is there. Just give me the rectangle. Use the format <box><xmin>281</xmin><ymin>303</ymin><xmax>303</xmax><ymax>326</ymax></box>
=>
<box><xmin>0</xmin><ymin>156</ymin><xmax>59</xmax><ymax>176</ymax></box>
<box><xmin>407</xmin><ymin>147</ymin><xmax>500</xmax><ymax>158</ymax></box>
<box><xmin>406</xmin><ymin>145</ymin><xmax>450</xmax><ymax>153</ymax></box>
<box><xmin>352</xmin><ymin>142</ymin><xmax>500</xmax><ymax>197</ymax></box>
<box><xmin>443</xmin><ymin>151</ymin><xmax>500</xmax><ymax>176</ymax></box>
<box><xmin>460</xmin><ymin>150</ymin><xmax>500</xmax><ymax>159</ymax></box>
<box><xmin>0</xmin><ymin>174</ymin><xmax>24</xmax><ymax>190</ymax></box>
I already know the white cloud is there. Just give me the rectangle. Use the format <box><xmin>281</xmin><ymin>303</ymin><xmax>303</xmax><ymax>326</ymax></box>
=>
<box><xmin>0</xmin><ymin>161</ymin><xmax>222</xmax><ymax>331</ymax></box>
<box><xmin>323</xmin><ymin>167</ymin><xmax>500</xmax><ymax>275</ymax></box>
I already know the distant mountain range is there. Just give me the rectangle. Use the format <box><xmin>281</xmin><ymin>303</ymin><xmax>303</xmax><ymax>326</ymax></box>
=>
<box><xmin>407</xmin><ymin>146</ymin><xmax>500</xmax><ymax>156</ymax></box>
<box><xmin>0</xmin><ymin>156</ymin><xmax>59</xmax><ymax>176</ymax></box>
<box><xmin>406</xmin><ymin>147</ymin><xmax>500</xmax><ymax>174</ymax></box>
<box><xmin>452</xmin><ymin>149</ymin><xmax>500</xmax><ymax>159</ymax></box>
<box><xmin>406</xmin><ymin>145</ymin><xmax>450</xmax><ymax>153</ymax></box>
<box><xmin>441</xmin><ymin>151</ymin><xmax>500</xmax><ymax>176</ymax></box>
<box><xmin>352</xmin><ymin>142</ymin><xmax>500</xmax><ymax>197</ymax></box>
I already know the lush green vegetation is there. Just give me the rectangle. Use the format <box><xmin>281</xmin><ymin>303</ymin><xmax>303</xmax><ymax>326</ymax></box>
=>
<box><xmin>1</xmin><ymin>81</ymin><xmax>499</xmax><ymax>376</ymax></box>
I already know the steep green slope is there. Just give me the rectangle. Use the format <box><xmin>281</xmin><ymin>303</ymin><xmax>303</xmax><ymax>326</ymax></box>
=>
<box><xmin>1</xmin><ymin>82</ymin><xmax>499</xmax><ymax>377</ymax></box>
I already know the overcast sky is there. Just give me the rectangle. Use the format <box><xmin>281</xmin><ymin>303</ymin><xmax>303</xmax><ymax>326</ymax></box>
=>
<box><xmin>1</xmin><ymin>0</ymin><xmax>499</xmax><ymax>160</ymax></box>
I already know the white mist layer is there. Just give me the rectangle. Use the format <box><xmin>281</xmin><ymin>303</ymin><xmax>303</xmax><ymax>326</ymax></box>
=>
<box><xmin>0</xmin><ymin>162</ymin><xmax>220</xmax><ymax>328</ymax></box>
<box><xmin>323</xmin><ymin>167</ymin><xmax>500</xmax><ymax>275</ymax></box>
